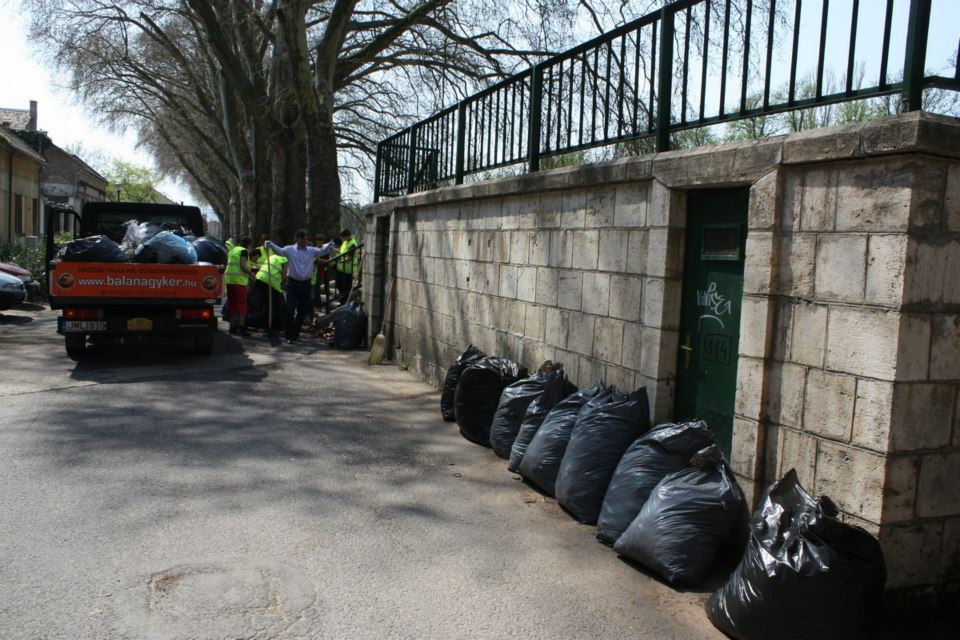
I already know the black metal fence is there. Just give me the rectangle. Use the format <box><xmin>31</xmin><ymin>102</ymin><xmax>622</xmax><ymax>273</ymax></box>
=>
<box><xmin>375</xmin><ymin>0</ymin><xmax>959</xmax><ymax>201</ymax></box>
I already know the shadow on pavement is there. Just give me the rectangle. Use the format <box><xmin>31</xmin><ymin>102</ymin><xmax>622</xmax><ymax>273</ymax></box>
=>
<box><xmin>32</xmin><ymin>354</ymin><xmax>452</xmax><ymax>525</ymax></box>
<box><xmin>66</xmin><ymin>332</ymin><xmax>262</xmax><ymax>384</ymax></box>
<box><xmin>0</xmin><ymin>313</ymin><xmax>33</xmax><ymax>324</ymax></box>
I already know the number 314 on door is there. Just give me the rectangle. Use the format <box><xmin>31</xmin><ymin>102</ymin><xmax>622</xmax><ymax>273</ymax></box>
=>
<box><xmin>703</xmin><ymin>334</ymin><xmax>732</xmax><ymax>365</ymax></box>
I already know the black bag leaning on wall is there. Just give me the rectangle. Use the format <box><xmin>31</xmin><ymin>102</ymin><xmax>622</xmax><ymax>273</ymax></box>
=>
<box><xmin>507</xmin><ymin>369</ymin><xmax>576</xmax><ymax>473</ymax></box>
<box><xmin>704</xmin><ymin>469</ymin><xmax>887</xmax><ymax>640</ymax></box>
<box><xmin>613</xmin><ymin>445</ymin><xmax>745</xmax><ymax>586</ymax></box>
<box><xmin>517</xmin><ymin>380</ymin><xmax>606</xmax><ymax>496</ymax></box>
<box><xmin>554</xmin><ymin>387</ymin><xmax>651</xmax><ymax>524</ymax></box>
<box><xmin>333</xmin><ymin>301</ymin><xmax>367</xmax><ymax>349</ymax></box>
<box><xmin>490</xmin><ymin>366</ymin><xmax>566</xmax><ymax>458</ymax></box>
<box><xmin>440</xmin><ymin>345</ymin><xmax>485</xmax><ymax>422</ymax></box>
<box><xmin>454</xmin><ymin>356</ymin><xmax>526</xmax><ymax>445</ymax></box>
<box><xmin>596</xmin><ymin>420</ymin><xmax>715</xmax><ymax>545</ymax></box>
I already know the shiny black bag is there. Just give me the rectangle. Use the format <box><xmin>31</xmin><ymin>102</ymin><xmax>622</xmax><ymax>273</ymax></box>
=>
<box><xmin>454</xmin><ymin>357</ymin><xmax>526</xmax><ymax>445</ymax></box>
<box><xmin>596</xmin><ymin>420</ymin><xmax>714</xmax><ymax>545</ymax></box>
<box><xmin>333</xmin><ymin>301</ymin><xmax>367</xmax><ymax>349</ymax></box>
<box><xmin>555</xmin><ymin>388</ymin><xmax>651</xmax><ymax>524</ymax></box>
<box><xmin>517</xmin><ymin>381</ymin><xmax>606</xmax><ymax>496</ymax></box>
<box><xmin>192</xmin><ymin>237</ymin><xmax>229</xmax><ymax>265</ymax></box>
<box><xmin>57</xmin><ymin>235</ymin><xmax>128</xmax><ymax>263</ymax></box>
<box><xmin>440</xmin><ymin>345</ymin><xmax>485</xmax><ymax>421</ymax></box>
<box><xmin>705</xmin><ymin>470</ymin><xmax>886</xmax><ymax>640</ymax></box>
<box><xmin>614</xmin><ymin>445</ymin><xmax>744</xmax><ymax>586</ymax></box>
<box><xmin>507</xmin><ymin>369</ymin><xmax>576</xmax><ymax>472</ymax></box>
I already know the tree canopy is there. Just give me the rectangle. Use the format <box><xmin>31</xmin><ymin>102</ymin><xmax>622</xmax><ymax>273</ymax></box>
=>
<box><xmin>105</xmin><ymin>159</ymin><xmax>165</xmax><ymax>204</ymax></box>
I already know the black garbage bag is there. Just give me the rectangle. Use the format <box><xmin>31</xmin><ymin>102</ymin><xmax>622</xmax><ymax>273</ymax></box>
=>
<box><xmin>134</xmin><ymin>230</ymin><xmax>198</xmax><ymax>264</ymax></box>
<box><xmin>56</xmin><ymin>235</ymin><xmax>129</xmax><ymax>263</ymax></box>
<box><xmin>334</xmin><ymin>301</ymin><xmax>367</xmax><ymax>349</ymax></box>
<box><xmin>454</xmin><ymin>356</ymin><xmax>526</xmax><ymax>446</ymax></box>
<box><xmin>441</xmin><ymin>345</ymin><xmax>486</xmax><ymax>422</ymax></box>
<box><xmin>130</xmin><ymin>245</ymin><xmax>159</xmax><ymax>263</ymax></box>
<box><xmin>508</xmin><ymin>369</ymin><xmax>576</xmax><ymax>472</ymax></box>
<box><xmin>518</xmin><ymin>381</ymin><xmax>606</xmax><ymax>496</ymax></box>
<box><xmin>489</xmin><ymin>364</ymin><xmax>562</xmax><ymax>458</ymax></box>
<box><xmin>705</xmin><ymin>470</ymin><xmax>886</xmax><ymax>640</ymax></box>
<box><xmin>555</xmin><ymin>388</ymin><xmax>651</xmax><ymax>524</ymax></box>
<box><xmin>192</xmin><ymin>236</ymin><xmax>228</xmax><ymax>265</ymax></box>
<box><xmin>596</xmin><ymin>420</ymin><xmax>715</xmax><ymax>545</ymax></box>
<box><xmin>613</xmin><ymin>445</ymin><xmax>744</xmax><ymax>586</ymax></box>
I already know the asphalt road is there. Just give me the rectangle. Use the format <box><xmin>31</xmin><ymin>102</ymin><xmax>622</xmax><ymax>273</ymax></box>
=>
<box><xmin>0</xmin><ymin>304</ymin><xmax>725</xmax><ymax>639</ymax></box>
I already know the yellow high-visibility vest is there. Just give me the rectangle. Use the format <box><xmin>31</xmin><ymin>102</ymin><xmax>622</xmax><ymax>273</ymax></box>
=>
<box><xmin>336</xmin><ymin>238</ymin><xmax>359</xmax><ymax>274</ymax></box>
<box><xmin>256</xmin><ymin>254</ymin><xmax>287</xmax><ymax>293</ymax></box>
<box><xmin>224</xmin><ymin>246</ymin><xmax>248</xmax><ymax>286</ymax></box>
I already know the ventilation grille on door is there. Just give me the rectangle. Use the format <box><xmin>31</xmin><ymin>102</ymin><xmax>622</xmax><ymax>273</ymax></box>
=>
<box><xmin>701</xmin><ymin>224</ymin><xmax>741</xmax><ymax>261</ymax></box>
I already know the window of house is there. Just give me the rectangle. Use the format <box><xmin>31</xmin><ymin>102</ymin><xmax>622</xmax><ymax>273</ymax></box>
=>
<box><xmin>32</xmin><ymin>199</ymin><xmax>39</xmax><ymax>235</ymax></box>
<box><xmin>14</xmin><ymin>196</ymin><xmax>23</xmax><ymax>235</ymax></box>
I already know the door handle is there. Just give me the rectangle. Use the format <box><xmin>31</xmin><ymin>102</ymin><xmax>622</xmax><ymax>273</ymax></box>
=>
<box><xmin>679</xmin><ymin>334</ymin><xmax>693</xmax><ymax>370</ymax></box>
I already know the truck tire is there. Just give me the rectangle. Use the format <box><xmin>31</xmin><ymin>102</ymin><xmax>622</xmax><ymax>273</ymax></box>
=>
<box><xmin>65</xmin><ymin>334</ymin><xmax>87</xmax><ymax>361</ymax></box>
<box><xmin>194</xmin><ymin>332</ymin><xmax>214</xmax><ymax>355</ymax></box>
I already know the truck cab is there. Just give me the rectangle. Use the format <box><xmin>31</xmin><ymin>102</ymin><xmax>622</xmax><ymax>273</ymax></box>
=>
<box><xmin>47</xmin><ymin>202</ymin><xmax>222</xmax><ymax>360</ymax></box>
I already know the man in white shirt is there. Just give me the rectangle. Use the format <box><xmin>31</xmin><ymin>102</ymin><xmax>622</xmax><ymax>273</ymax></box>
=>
<box><xmin>264</xmin><ymin>229</ymin><xmax>337</xmax><ymax>343</ymax></box>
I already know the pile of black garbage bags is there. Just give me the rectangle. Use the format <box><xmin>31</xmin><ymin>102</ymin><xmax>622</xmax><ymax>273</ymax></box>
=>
<box><xmin>55</xmin><ymin>220</ymin><xmax>228</xmax><ymax>266</ymax></box>
<box><xmin>440</xmin><ymin>345</ymin><xmax>887</xmax><ymax>640</ymax></box>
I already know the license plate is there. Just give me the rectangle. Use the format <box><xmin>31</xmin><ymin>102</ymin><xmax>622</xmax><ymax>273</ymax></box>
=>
<box><xmin>127</xmin><ymin>317</ymin><xmax>154</xmax><ymax>331</ymax></box>
<box><xmin>62</xmin><ymin>320</ymin><xmax>106</xmax><ymax>332</ymax></box>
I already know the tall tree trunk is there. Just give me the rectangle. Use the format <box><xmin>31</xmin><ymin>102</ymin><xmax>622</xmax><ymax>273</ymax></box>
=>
<box><xmin>270</xmin><ymin>123</ymin><xmax>307</xmax><ymax>242</ymax></box>
<box><xmin>305</xmin><ymin>95</ymin><xmax>342</xmax><ymax>239</ymax></box>
<box><xmin>277</xmin><ymin>0</ymin><xmax>350</xmax><ymax>239</ymax></box>
<box><xmin>249</xmin><ymin>118</ymin><xmax>273</xmax><ymax>240</ymax></box>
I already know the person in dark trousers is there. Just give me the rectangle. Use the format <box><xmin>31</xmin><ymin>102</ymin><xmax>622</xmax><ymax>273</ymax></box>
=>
<box><xmin>334</xmin><ymin>228</ymin><xmax>359</xmax><ymax>305</ymax></box>
<box><xmin>265</xmin><ymin>229</ymin><xmax>337</xmax><ymax>343</ymax></box>
<box><xmin>254</xmin><ymin>251</ymin><xmax>287</xmax><ymax>337</ymax></box>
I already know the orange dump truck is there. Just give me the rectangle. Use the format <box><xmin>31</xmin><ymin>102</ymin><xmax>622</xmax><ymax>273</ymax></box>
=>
<box><xmin>46</xmin><ymin>202</ymin><xmax>221</xmax><ymax>360</ymax></box>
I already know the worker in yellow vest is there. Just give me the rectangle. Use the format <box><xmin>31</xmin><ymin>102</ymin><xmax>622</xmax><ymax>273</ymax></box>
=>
<box><xmin>221</xmin><ymin>237</ymin><xmax>237</xmax><ymax>320</ymax></box>
<box><xmin>249</xmin><ymin>233</ymin><xmax>269</xmax><ymax>272</ymax></box>
<box><xmin>334</xmin><ymin>228</ymin><xmax>359</xmax><ymax>305</ymax></box>
<box><xmin>255</xmin><ymin>251</ymin><xmax>287</xmax><ymax>336</ymax></box>
<box><xmin>224</xmin><ymin>236</ymin><xmax>256</xmax><ymax>336</ymax></box>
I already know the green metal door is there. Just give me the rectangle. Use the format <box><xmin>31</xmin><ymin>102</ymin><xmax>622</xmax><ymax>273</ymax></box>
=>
<box><xmin>674</xmin><ymin>189</ymin><xmax>749</xmax><ymax>459</ymax></box>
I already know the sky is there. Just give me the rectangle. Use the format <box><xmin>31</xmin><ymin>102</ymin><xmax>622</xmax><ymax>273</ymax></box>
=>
<box><xmin>0</xmin><ymin>0</ymin><xmax>195</xmax><ymax>207</ymax></box>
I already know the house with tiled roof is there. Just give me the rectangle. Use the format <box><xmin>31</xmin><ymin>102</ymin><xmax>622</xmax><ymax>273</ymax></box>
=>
<box><xmin>0</xmin><ymin>101</ymin><xmax>36</xmax><ymax>131</ymax></box>
<box><xmin>0</xmin><ymin>120</ymin><xmax>43</xmax><ymax>243</ymax></box>
<box><xmin>0</xmin><ymin>100</ymin><xmax>109</xmax><ymax>239</ymax></box>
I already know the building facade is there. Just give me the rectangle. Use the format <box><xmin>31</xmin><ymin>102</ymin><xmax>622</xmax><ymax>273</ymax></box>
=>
<box><xmin>1</xmin><ymin>101</ymin><xmax>109</xmax><ymax>238</ymax></box>
<box><xmin>0</xmin><ymin>127</ymin><xmax>44</xmax><ymax>243</ymax></box>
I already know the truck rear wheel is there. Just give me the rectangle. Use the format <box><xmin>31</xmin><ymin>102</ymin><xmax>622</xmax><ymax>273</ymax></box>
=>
<box><xmin>65</xmin><ymin>334</ymin><xmax>87</xmax><ymax>361</ymax></box>
<box><xmin>194</xmin><ymin>333</ymin><xmax>214</xmax><ymax>355</ymax></box>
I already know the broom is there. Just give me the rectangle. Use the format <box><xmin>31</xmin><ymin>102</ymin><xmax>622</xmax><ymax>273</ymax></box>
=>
<box><xmin>367</xmin><ymin>274</ymin><xmax>395</xmax><ymax>365</ymax></box>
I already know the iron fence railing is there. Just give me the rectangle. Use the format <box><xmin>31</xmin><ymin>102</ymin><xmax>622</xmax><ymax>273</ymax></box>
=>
<box><xmin>374</xmin><ymin>0</ymin><xmax>959</xmax><ymax>201</ymax></box>
<box><xmin>315</xmin><ymin>243</ymin><xmax>363</xmax><ymax>315</ymax></box>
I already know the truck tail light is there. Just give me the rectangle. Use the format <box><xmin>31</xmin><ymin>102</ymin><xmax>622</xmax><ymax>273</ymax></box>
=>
<box><xmin>64</xmin><ymin>308</ymin><xmax>103</xmax><ymax>320</ymax></box>
<box><xmin>177</xmin><ymin>308</ymin><xmax>213</xmax><ymax>320</ymax></box>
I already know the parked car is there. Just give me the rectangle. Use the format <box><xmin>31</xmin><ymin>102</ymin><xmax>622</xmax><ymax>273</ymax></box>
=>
<box><xmin>0</xmin><ymin>261</ymin><xmax>40</xmax><ymax>299</ymax></box>
<box><xmin>0</xmin><ymin>271</ymin><xmax>26</xmax><ymax>310</ymax></box>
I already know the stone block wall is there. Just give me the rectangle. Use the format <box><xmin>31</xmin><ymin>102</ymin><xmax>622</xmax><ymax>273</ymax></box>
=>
<box><xmin>364</xmin><ymin>112</ymin><xmax>960</xmax><ymax>601</ymax></box>
<box><xmin>366</xmin><ymin>181</ymin><xmax>688</xmax><ymax>423</ymax></box>
<box><xmin>733</xmin><ymin>155</ymin><xmax>960</xmax><ymax>598</ymax></box>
